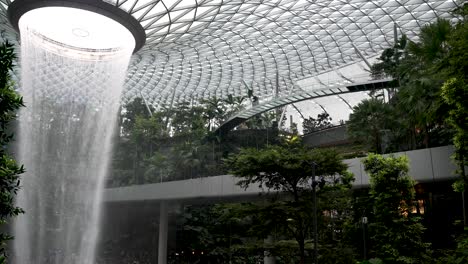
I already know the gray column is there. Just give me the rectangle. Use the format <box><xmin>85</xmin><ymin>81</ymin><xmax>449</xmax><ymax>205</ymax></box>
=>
<box><xmin>158</xmin><ymin>201</ymin><xmax>168</xmax><ymax>264</ymax></box>
<box><xmin>264</xmin><ymin>235</ymin><xmax>276</xmax><ymax>264</ymax></box>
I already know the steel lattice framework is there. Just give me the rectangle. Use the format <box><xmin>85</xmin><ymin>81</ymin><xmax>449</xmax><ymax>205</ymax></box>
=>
<box><xmin>0</xmin><ymin>0</ymin><xmax>460</xmax><ymax>111</ymax></box>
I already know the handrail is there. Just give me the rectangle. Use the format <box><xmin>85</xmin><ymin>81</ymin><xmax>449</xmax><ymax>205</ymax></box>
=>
<box><xmin>217</xmin><ymin>75</ymin><xmax>396</xmax><ymax>132</ymax></box>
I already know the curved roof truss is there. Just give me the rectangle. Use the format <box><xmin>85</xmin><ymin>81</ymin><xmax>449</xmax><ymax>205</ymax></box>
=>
<box><xmin>0</xmin><ymin>0</ymin><xmax>460</xmax><ymax>109</ymax></box>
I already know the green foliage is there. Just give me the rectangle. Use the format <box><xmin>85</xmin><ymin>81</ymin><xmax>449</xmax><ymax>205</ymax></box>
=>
<box><xmin>363</xmin><ymin>154</ymin><xmax>431</xmax><ymax>263</ymax></box>
<box><xmin>0</xmin><ymin>41</ymin><xmax>24</xmax><ymax>262</ymax></box>
<box><xmin>226</xmin><ymin>141</ymin><xmax>350</xmax><ymax>194</ymax></box>
<box><xmin>110</xmin><ymin>96</ymin><xmax>285</xmax><ymax>186</ymax></box>
<box><xmin>359</xmin><ymin>258</ymin><xmax>384</xmax><ymax>264</ymax></box>
<box><xmin>367</xmin><ymin>7</ymin><xmax>468</xmax><ymax>214</ymax></box>
<box><xmin>445</xmin><ymin>228</ymin><xmax>468</xmax><ymax>263</ymax></box>
<box><xmin>244</xmin><ymin>110</ymin><xmax>279</xmax><ymax>130</ymax></box>
<box><xmin>317</xmin><ymin>181</ymin><xmax>357</xmax><ymax>263</ymax></box>
<box><xmin>406</xmin><ymin>18</ymin><xmax>451</xmax><ymax>70</ymax></box>
<box><xmin>441</xmin><ymin>5</ymin><xmax>468</xmax><ymax>78</ymax></box>
<box><xmin>180</xmin><ymin>191</ymin><xmax>357</xmax><ymax>263</ymax></box>
<box><xmin>440</xmin><ymin>5</ymin><xmax>468</xmax><ymax>195</ymax></box>
<box><xmin>435</xmin><ymin>226</ymin><xmax>468</xmax><ymax>264</ymax></box>
<box><xmin>442</xmin><ymin>78</ymin><xmax>468</xmax><ymax>191</ymax></box>
<box><xmin>395</xmin><ymin>19</ymin><xmax>453</xmax><ymax>149</ymax></box>
<box><xmin>120</xmin><ymin>97</ymin><xmax>154</xmax><ymax>136</ymax></box>
<box><xmin>347</xmin><ymin>98</ymin><xmax>395</xmax><ymax>153</ymax></box>
<box><xmin>179</xmin><ymin>203</ymin><xmax>294</xmax><ymax>263</ymax></box>
<box><xmin>225</xmin><ymin>142</ymin><xmax>354</xmax><ymax>263</ymax></box>
<box><xmin>371</xmin><ymin>34</ymin><xmax>408</xmax><ymax>79</ymax></box>
<box><xmin>302</xmin><ymin>112</ymin><xmax>333</xmax><ymax>134</ymax></box>
<box><xmin>179</xmin><ymin>204</ymin><xmax>237</xmax><ymax>262</ymax></box>
<box><xmin>363</xmin><ymin>18</ymin><xmax>457</xmax><ymax>154</ymax></box>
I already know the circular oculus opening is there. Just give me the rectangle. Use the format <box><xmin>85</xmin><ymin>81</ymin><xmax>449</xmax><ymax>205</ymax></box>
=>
<box><xmin>8</xmin><ymin>0</ymin><xmax>146</xmax><ymax>53</ymax></box>
<box><xmin>19</xmin><ymin>7</ymin><xmax>136</xmax><ymax>52</ymax></box>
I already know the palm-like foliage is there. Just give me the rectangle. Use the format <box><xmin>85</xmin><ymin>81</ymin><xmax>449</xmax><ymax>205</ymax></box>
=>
<box><xmin>364</xmin><ymin>18</ymin><xmax>456</xmax><ymax>152</ymax></box>
<box><xmin>200</xmin><ymin>97</ymin><xmax>227</xmax><ymax>130</ymax></box>
<box><xmin>407</xmin><ymin>18</ymin><xmax>451</xmax><ymax>67</ymax></box>
<box><xmin>347</xmin><ymin>98</ymin><xmax>395</xmax><ymax>153</ymax></box>
<box><xmin>371</xmin><ymin>34</ymin><xmax>408</xmax><ymax>79</ymax></box>
<box><xmin>398</xmin><ymin>19</ymin><xmax>453</xmax><ymax>149</ymax></box>
<box><xmin>224</xmin><ymin>94</ymin><xmax>246</xmax><ymax>117</ymax></box>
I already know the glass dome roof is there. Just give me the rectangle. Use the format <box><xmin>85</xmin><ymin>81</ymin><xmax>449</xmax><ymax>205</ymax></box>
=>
<box><xmin>0</xmin><ymin>0</ymin><xmax>460</xmax><ymax>121</ymax></box>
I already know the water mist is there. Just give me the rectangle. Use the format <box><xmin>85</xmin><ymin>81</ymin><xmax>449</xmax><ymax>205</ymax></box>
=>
<box><xmin>13</xmin><ymin>7</ymin><xmax>135</xmax><ymax>264</ymax></box>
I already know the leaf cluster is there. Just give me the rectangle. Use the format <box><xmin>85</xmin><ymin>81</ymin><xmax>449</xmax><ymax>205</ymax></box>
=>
<box><xmin>347</xmin><ymin>98</ymin><xmax>395</xmax><ymax>153</ymax></box>
<box><xmin>352</xmin><ymin>18</ymin><xmax>459</xmax><ymax>155</ymax></box>
<box><xmin>111</xmin><ymin>94</ymin><xmax>284</xmax><ymax>186</ymax></box>
<box><xmin>437</xmin><ymin>227</ymin><xmax>468</xmax><ymax>264</ymax></box>
<box><xmin>363</xmin><ymin>154</ymin><xmax>431</xmax><ymax>263</ymax></box>
<box><xmin>302</xmin><ymin>112</ymin><xmax>333</xmax><ymax>134</ymax></box>
<box><xmin>440</xmin><ymin>4</ymin><xmax>468</xmax><ymax>192</ymax></box>
<box><xmin>225</xmin><ymin>143</ymin><xmax>350</xmax><ymax>195</ymax></box>
<box><xmin>224</xmin><ymin>143</ymin><xmax>354</xmax><ymax>262</ymax></box>
<box><xmin>0</xmin><ymin>41</ymin><xmax>24</xmax><ymax>262</ymax></box>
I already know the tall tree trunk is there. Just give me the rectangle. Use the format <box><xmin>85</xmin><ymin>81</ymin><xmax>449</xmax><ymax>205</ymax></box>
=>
<box><xmin>460</xmin><ymin>153</ymin><xmax>467</xmax><ymax>226</ymax></box>
<box><xmin>298</xmin><ymin>236</ymin><xmax>305</xmax><ymax>264</ymax></box>
<box><xmin>134</xmin><ymin>140</ymin><xmax>142</xmax><ymax>184</ymax></box>
<box><xmin>375</xmin><ymin>129</ymin><xmax>381</xmax><ymax>154</ymax></box>
<box><xmin>424</xmin><ymin>124</ymin><xmax>430</xmax><ymax>148</ymax></box>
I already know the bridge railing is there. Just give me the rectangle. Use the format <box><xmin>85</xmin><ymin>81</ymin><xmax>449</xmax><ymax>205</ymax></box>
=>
<box><xmin>221</xmin><ymin>73</ymin><xmax>393</xmax><ymax>124</ymax></box>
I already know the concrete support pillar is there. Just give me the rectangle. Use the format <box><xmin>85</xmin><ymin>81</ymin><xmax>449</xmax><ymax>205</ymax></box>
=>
<box><xmin>158</xmin><ymin>201</ymin><xmax>168</xmax><ymax>264</ymax></box>
<box><xmin>264</xmin><ymin>235</ymin><xmax>276</xmax><ymax>264</ymax></box>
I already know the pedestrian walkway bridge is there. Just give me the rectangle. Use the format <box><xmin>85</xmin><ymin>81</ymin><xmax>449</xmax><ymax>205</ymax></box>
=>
<box><xmin>104</xmin><ymin>146</ymin><xmax>456</xmax><ymax>203</ymax></box>
<box><xmin>216</xmin><ymin>75</ymin><xmax>398</xmax><ymax>133</ymax></box>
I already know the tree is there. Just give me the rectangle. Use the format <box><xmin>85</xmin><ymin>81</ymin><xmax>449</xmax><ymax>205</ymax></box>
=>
<box><xmin>398</xmin><ymin>19</ymin><xmax>453</xmax><ymax>149</ymax></box>
<box><xmin>111</xmin><ymin>96</ymin><xmax>233</xmax><ymax>185</ymax></box>
<box><xmin>368</xmin><ymin>19</ymin><xmax>455</xmax><ymax>152</ymax></box>
<box><xmin>225</xmin><ymin>138</ymin><xmax>353</xmax><ymax>263</ymax></box>
<box><xmin>437</xmin><ymin>229</ymin><xmax>468</xmax><ymax>264</ymax></box>
<box><xmin>317</xmin><ymin>180</ymin><xmax>357</xmax><ymax>264</ymax></box>
<box><xmin>440</xmin><ymin>4</ymin><xmax>468</xmax><ymax>226</ymax></box>
<box><xmin>120</xmin><ymin>97</ymin><xmax>154</xmax><ymax>136</ymax></box>
<box><xmin>200</xmin><ymin>96</ymin><xmax>227</xmax><ymax>131</ymax></box>
<box><xmin>0</xmin><ymin>41</ymin><xmax>24</xmax><ymax>263</ymax></box>
<box><xmin>223</xmin><ymin>94</ymin><xmax>246</xmax><ymax>117</ymax></box>
<box><xmin>178</xmin><ymin>203</ymin><xmax>279</xmax><ymax>264</ymax></box>
<box><xmin>371</xmin><ymin>34</ymin><xmax>408</xmax><ymax>79</ymax></box>
<box><xmin>243</xmin><ymin>110</ymin><xmax>278</xmax><ymax>130</ymax></box>
<box><xmin>302</xmin><ymin>112</ymin><xmax>333</xmax><ymax>134</ymax></box>
<box><xmin>347</xmin><ymin>98</ymin><xmax>395</xmax><ymax>153</ymax></box>
<box><xmin>363</xmin><ymin>154</ymin><xmax>431</xmax><ymax>263</ymax></box>
<box><xmin>394</xmin><ymin>18</ymin><xmax>452</xmax><ymax>148</ymax></box>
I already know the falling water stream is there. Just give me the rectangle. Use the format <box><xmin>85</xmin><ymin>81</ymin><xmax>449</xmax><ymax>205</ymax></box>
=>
<box><xmin>13</xmin><ymin>8</ymin><xmax>135</xmax><ymax>264</ymax></box>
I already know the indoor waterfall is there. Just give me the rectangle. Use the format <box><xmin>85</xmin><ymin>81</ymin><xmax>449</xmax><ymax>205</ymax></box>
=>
<box><xmin>13</xmin><ymin>8</ymin><xmax>135</xmax><ymax>264</ymax></box>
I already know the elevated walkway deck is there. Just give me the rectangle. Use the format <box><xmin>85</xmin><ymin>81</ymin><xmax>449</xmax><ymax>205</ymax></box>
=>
<box><xmin>216</xmin><ymin>76</ymin><xmax>398</xmax><ymax>134</ymax></box>
<box><xmin>104</xmin><ymin>146</ymin><xmax>457</xmax><ymax>203</ymax></box>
